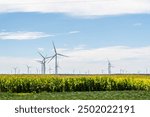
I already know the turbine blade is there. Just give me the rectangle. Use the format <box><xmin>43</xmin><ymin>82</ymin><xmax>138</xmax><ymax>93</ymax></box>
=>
<box><xmin>45</xmin><ymin>57</ymin><xmax>51</xmax><ymax>62</ymax></box>
<box><xmin>37</xmin><ymin>51</ymin><xmax>44</xmax><ymax>58</ymax></box>
<box><xmin>26</xmin><ymin>65</ymin><xmax>31</xmax><ymax>68</ymax></box>
<box><xmin>45</xmin><ymin>56</ymin><xmax>52</xmax><ymax>63</ymax></box>
<box><xmin>36</xmin><ymin>60</ymin><xmax>43</xmax><ymax>63</ymax></box>
<box><xmin>45</xmin><ymin>56</ymin><xmax>52</xmax><ymax>59</ymax></box>
<box><xmin>48</xmin><ymin>55</ymin><xmax>55</xmax><ymax>63</ymax></box>
<box><xmin>57</xmin><ymin>53</ymin><xmax>68</xmax><ymax>57</ymax></box>
<box><xmin>52</xmin><ymin>41</ymin><xmax>57</xmax><ymax>54</ymax></box>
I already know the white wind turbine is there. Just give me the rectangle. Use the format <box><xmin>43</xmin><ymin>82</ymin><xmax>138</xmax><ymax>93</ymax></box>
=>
<box><xmin>26</xmin><ymin>65</ymin><xmax>31</xmax><ymax>74</ymax></box>
<box><xmin>107</xmin><ymin>59</ymin><xmax>113</xmax><ymax>74</ymax></box>
<box><xmin>37</xmin><ymin>51</ymin><xmax>51</xmax><ymax>74</ymax></box>
<box><xmin>36</xmin><ymin>60</ymin><xmax>44</xmax><ymax>74</ymax></box>
<box><xmin>13</xmin><ymin>67</ymin><xmax>17</xmax><ymax>74</ymax></box>
<box><xmin>36</xmin><ymin>68</ymin><xmax>40</xmax><ymax>74</ymax></box>
<box><xmin>49</xmin><ymin>41</ymin><xmax>68</xmax><ymax>74</ymax></box>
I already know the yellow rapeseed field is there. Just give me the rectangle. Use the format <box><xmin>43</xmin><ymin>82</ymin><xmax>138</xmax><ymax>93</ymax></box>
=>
<box><xmin>0</xmin><ymin>74</ymin><xmax>150</xmax><ymax>93</ymax></box>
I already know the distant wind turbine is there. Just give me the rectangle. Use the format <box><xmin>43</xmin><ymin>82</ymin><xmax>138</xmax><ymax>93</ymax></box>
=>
<box><xmin>107</xmin><ymin>59</ymin><xmax>113</xmax><ymax>74</ymax></box>
<box><xmin>101</xmin><ymin>69</ymin><xmax>104</xmax><ymax>74</ymax></box>
<box><xmin>49</xmin><ymin>41</ymin><xmax>68</xmax><ymax>74</ymax></box>
<box><xmin>87</xmin><ymin>70</ymin><xmax>90</xmax><ymax>74</ymax></box>
<box><xmin>36</xmin><ymin>68</ymin><xmax>40</xmax><ymax>74</ymax></box>
<box><xmin>36</xmin><ymin>60</ymin><xmax>44</xmax><ymax>74</ymax></box>
<box><xmin>73</xmin><ymin>69</ymin><xmax>75</xmax><ymax>74</ymax></box>
<box><xmin>146</xmin><ymin>68</ymin><xmax>148</xmax><ymax>74</ymax></box>
<box><xmin>18</xmin><ymin>68</ymin><xmax>20</xmax><ymax>74</ymax></box>
<box><xmin>37</xmin><ymin>51</ymin><xmax>51</xmax><ymax>74</ymax></box>
<box><xmin>13</xmin><ymin>67</ymin><xmax>17</xmax><ymax>74</ymax></box>
<box><xmin>11</xmin><ymin>70</ymin><xmax>13</xmax><ymax>74</ymax></box>
<box><xmin>120</xmin><ymin>69</ymin><xmax>123</xmax><ymax>74</ymax></box>
<box><xmin>26</xmin><ymin>65</ymin><xmax>31</xmax><ymax>74</ymax></box>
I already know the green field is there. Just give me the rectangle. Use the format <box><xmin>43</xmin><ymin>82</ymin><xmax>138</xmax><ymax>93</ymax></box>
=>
<box><xmin>0</xmin><ymin>74</ymin><xmax>150</xmax><ymax>100</ymax></box>
<box><xmin>0</xmin><ymin>91</ymin><xmax>150</xmax><ymax>100</ymax></box>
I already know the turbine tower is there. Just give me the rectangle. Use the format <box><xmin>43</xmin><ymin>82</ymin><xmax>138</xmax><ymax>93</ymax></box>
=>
<box><xmin>146</xmin><ymin>68</ymin><xmax>148</xmax><ymax>74</ymax></box>
<box><xmin>101</xmin><ymin>69</ymin><xmax>104</xmax><ymax>74</ymax></box>
<box><xmin>73</xmin><ymin>69</ymin><xmax>75</xmax><ymax>74</ymax></box>
<box><xmin>49</xmin><ymin>41</ymin><xmax>68</xmax><ymax>74</ymax></box>
<box><xmin>120</xmin><ymin>69</ymin><xmax>123</xmax><ymax>74</ymax></box>
<box><xmin>107</xmin><ymin>60</ymin><xmax>113</xmax><ymax>74</ymax></box>
<box><xmin>26</xmin><ymin>65</ymin><xmax>31</xmax><ymax>74</ymax></box>
<box><xmin>36</xmin><ymin>68</ymin><xmax>39</xmax><ymax>74</ymax></box>
<box><xmin>37</xmin><ymin>52</ymin><xmax>51</xmax><ymax>74</ymax></box>
<box><xmin>13</xmin><ymin>67</ymin><xmax>17</xmax><ymax>74</ymax></box>
<box><xmin>36</xmin><ymin>60</ymin><xmax>44</xmax><ymax>74</ymax></box>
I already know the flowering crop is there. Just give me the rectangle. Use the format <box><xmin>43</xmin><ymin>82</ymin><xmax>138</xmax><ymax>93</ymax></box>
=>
<box><xmin>0</xmin><ymin>74</ymin><xmax>150</xmax><ymax>93</ymax></box>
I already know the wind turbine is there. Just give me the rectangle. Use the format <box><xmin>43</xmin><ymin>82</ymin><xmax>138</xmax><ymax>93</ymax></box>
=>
<box><xmin>36</xmin><ymin>68</ymin><xmax>39</xmax><ymax>74</ymax></box>
<box><xmin>49</xmin><ymin>41</ymin><xmax>68</xmax><ymax>74</ymax></box>
<box><xmin>87</xmin><ymin>70</ymin><xmax>90</xmax><ymax>74</ymax></box>
<box><xmin>107</xmin><ymin>59</ymin><xmax>113</xmax><ymax>74</ymax></box>
<box><xmin>11</xmin><ymin>70</ymin><xmax>13</xmax><ymax>74</ymax></box>
<box><xmin>13</xmin><ymin>67</ymin><xmax>17</xmax><ymax>74</ymax></box>
<box><xmin>37</xmin><ymin>52</ymin><xmax>51</xmax><ymax>74</ymax></box>
<box><xmin>26</xmin><ymin>65</ymin><xmax>31</xmax><ymax>74</ymax></box>
<box><xmin>18</xmin><ymin>68</ymin><xmax>20</xmax><ymax>74</ymax></box>
<box><xmin>36</xmin><ymin>60</ymin><xmax>44</xmax><ymax>74</ymax></box>
<box><xmin>146</xmin><ymin>68</ymin><xmax>148</xmax><ymax>74</ymax></box>
<box><xmin>73</xmin><ymin>69</ymin><xmax>75</xmax><ymax>74</ymax></box>
<box><xmin>120</xmin><ymin>69</ymin><xmax>123</xmax><ymax>74</ymax></box>
<box><xmin>101</xmin><ymin>69</ymin><xmax>104</xmax><ymax>74</ymax></box>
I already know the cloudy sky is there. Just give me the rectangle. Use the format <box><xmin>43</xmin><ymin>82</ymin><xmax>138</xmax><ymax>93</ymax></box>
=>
<box><xmin>0</xmin><ymin>0</ymin><xmax>150</xmax><ymax>74</ymax></box>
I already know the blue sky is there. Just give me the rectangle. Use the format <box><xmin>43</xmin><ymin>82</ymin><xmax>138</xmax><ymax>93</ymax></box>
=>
<box><xmin>0</xmin><ymin>0</ymin><xmax>150</xmax><ymax>74</ymax></box>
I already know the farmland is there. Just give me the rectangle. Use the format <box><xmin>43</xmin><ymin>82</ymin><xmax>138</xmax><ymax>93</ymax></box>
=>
<box><xmin>0</xmin><ymin>74</ymin><xmax>150</xmax><ymax>93</ymax></box>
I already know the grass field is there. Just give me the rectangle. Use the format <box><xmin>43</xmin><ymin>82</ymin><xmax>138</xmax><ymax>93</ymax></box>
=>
<box><xmin>0</xmin><ymin>91</ymin><xmax>150</xmax><ymax>100</ymax></box>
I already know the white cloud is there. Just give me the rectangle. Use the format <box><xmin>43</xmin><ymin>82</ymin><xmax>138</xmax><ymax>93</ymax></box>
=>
<box><xmin>61</xmin><ymin>46</ymin><xmax>150</xmax><ymax>62</ymax></box>
<box><xmin>1</xmin><ymin>46</ymin><xmax>150</xmax><ymax>74</ymax></box>
<box><xmin>54</xmin><ymin>31</ymin><xmax>80</xmax><ymax>36</ymax></box>
<box><xmin>68</xmin><ymin>31</ymin><xmax>80</xmax><ymax>34</ymax></box>
<box><xmin>133</xmin><ymin>23</ymin><xmax>142</xmax><ymax>26</ymax></box>
<box><xmin>0</xmin><ymin>31</ymin><xmax>52</xmax><ymax>40</ymax></box>
<box><xmin>58</xmin><ymin>46</ymin><xmax>150</xmax><ymax>73</ymax></box>
<box><xmin>73</xmin><ymin>44</ymin><xmax>87</xmax><ymax>50</ymax></box>
<box><xmin>38</xmin><ymin>48</ymin><xmax>45</xmax><ymax>52</ymax></box>
<box><xmin>0</xmin><ymin>30</ymin><xmax>79</xmax><ymax>40</ymax></box>
<box><xmin>0</xmin><ymin>0</ymin><xmax>150</xmax><ymax>16</ymax></box>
